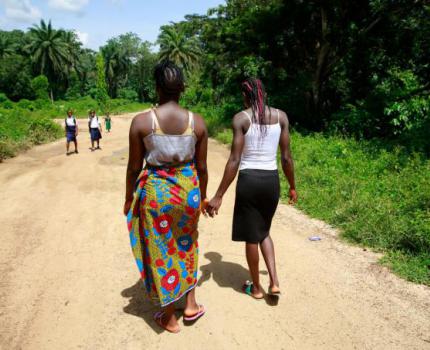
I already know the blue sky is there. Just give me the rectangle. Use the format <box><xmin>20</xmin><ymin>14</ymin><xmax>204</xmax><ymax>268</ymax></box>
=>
<box><xmin>0</xmin><ymin>0</ymin><xmax>225</xmax><ymax>50</ymax></box>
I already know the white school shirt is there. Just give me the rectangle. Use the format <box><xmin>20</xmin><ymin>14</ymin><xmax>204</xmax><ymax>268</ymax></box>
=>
<box><xmin>65</xmin><ymin>117</ymin><xmax>77</xmax><ymax>126</ymax></box>
<box><xmin>88</xmin><ymin>116</ymin><xmax>100</xmax><ymax>128</ymax></box>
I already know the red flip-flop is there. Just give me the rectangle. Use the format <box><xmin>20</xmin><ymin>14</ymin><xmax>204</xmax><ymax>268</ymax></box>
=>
<box><xmin>183</xmin><ymin>304</ymin><xmax>206</xmax><ymax>322</ymax></box>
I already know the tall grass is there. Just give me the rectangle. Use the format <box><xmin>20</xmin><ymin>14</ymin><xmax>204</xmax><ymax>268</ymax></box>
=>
<box><xmin>203</xmin><ymin>110</ymin><xmax>430</xmax><ymax>285</ymax></box>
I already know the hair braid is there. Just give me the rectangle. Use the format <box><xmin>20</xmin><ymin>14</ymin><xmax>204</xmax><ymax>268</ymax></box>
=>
<box><xmin>154</xmin><ymin>60</ymin><xmax>185</xmax><ymax>96</ymax></box>
<box><xmin>241</xmin><ymin>78</ymin><xmax>270</xmax><ymax>137</ymax></box>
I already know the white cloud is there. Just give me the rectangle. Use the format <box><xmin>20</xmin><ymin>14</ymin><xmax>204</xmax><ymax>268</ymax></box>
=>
<box><xmin>74</xmin><ymin>30</ymin><xmax>89</xmax><ymax>46</ymax></box>
<box><xmin>0</xmin><ymin>0</ymin><xmax>41</xmax><ymax>23</ymax></box>
<box><xmin>48</xmin><ymin>0</ymin><xmax>89</xmax><ymax>13</ymax></box>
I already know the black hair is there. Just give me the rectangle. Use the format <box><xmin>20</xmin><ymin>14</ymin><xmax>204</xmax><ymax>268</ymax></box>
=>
<box><xmin>241</xmin><ymin>77</ymin><xmax>270</xmax><ymax>137</ymax></box>
<box><xmin>154</xmin><ymin>60</ymin><xmax>185</xmax><ymax>96</ymax></box>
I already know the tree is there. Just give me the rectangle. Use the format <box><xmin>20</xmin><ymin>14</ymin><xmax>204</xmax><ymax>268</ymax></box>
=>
<box><xmin>158</xmin><ymin>26</ymin><xmax>201</xmax><ymax>74</ymax></box>
<box><xmin>0</xmin><ymin>36</ymin><xmax>15</xmax><ymax>59</ymax></box>
<box><xmin>95</xmin><ymin>53</ymin><xmax>109</xmax><ymax>113</ymax></box>
<box><xmin>101</xmin><ymin>40</ymin><xmax>130</xmax><ymax>98</ymax></box>
<box><xmin>26</xmin><ymin>20</ymin><xmax>71</xmax><ymax>101</ymax></box>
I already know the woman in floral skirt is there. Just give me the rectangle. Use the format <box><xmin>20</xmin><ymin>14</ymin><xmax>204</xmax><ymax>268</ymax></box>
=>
<box><xmin>124</xmin><ymin>61</ymin><xmax>208</xmax><ymax>333</ymax></box>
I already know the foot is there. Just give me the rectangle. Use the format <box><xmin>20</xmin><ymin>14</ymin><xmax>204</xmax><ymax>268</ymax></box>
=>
<box><xmin>66</xmin><ymin>152</ymin><xmax>70</xmax><ymax>156</ymax></box>
<box><xmin>268</xmin><ymin>285</ymin><xmax>281</xmax><ymax>295</ymax></box>
<box><xmin>154</xmin><ymin>311</ymin><xmax>180</xmax><ymax>333</ymax></box>
<box><xmin>243</xmin><ymin>281</ymin><xmax>264</xmax><ymax>299</ymax></box>
<box><xmin>91</xmin><ymin>148</ymin><xmax>95</xmax><ymax>152</ymax></box>
<box><xmin>75</xmin><ymin>150</ymin><xmax>79</xmax><ymax>154</ymax></box>
<box><xmin>183</xmin><ymin>304</ymin><xmax>205</xmax><ymax>321</ymax></box>
<box><xmin>96</xmin><ymin>146</ymin><xmax>101</xmax><ymax>150</ymax></box>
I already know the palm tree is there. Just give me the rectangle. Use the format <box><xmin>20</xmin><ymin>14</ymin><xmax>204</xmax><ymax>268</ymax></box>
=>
<box><xmin>26</xmin><ymin>20</ymin><xmax>70</xmax><ymax>100</ymax></box>
<box><xmin>0</xmin><ymin>36</ymin><xmax>15</xmax><ymax>60</ymax></box>
<box><xmin>101</xmin><ymin>40</ymin><xmax>130</xmax><ymax>97</ymax></box>
<box><xmin>158</xmin><ymin>26</ymin><xmax>201</xmax><ymax>74</ymax></box>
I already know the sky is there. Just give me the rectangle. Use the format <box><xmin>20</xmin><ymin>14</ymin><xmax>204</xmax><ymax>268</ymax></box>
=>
<box><xmin>0</xmin><ymin>0</ymin><xmax>225</xmax><ymax>50</ymax></box>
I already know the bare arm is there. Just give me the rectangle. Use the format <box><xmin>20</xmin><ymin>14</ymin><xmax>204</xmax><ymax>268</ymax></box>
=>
<box><xmin>279</xmin><ymin>111</ymin><xmax>298</xmax><ymax>203</ymax></box>
<box><xmin>193</xmin><ymin>114</ymin><xmax>209</xmax><ymax>201</ymax></box>
<box><xmin>124</xmin><ymin>115</ymin><xmax>146</xmax><ymax>214</ymax></box>
<box><xmin>208</xmin><ymin>114</ymin><xmax>246</xmax><ymax>215</ymax></box>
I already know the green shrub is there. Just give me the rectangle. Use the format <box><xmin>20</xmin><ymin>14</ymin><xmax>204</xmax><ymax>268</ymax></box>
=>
<box><xmin>31</xmin><ymin>75</ymin><xmax>49</xmax><ymax>100</ymax></box>
<box><xmin>0</xmin><ymin>99</ymin><xmax>14</xmax><ymax>109</ymax></box>
<box><xmin>0</xmin><ymin>93</ymin><xmax>9</xmax><ymax>103</ymax></box>
<box><xmin>17</xmin><ymin>99</ymin><xmax>35</xmax><ymax>111</ymax></box>
<box><xmin>118</xmin><ymin>88</ymin><xmax>138</xmax><ymax>101</ymax></box>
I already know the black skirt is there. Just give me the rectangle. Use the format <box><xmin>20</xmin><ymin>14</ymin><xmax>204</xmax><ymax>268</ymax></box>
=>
<box><xmin>232</xmin><ymin>169</ymin><xmax>280</xmax><ymax>243</ymax></box>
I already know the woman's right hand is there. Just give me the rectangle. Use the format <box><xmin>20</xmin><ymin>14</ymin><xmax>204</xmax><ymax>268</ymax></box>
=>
<box><xmin>207</xmin><ymin>195</ymin><xmax>223</xmax><ymax>217</ymax></box>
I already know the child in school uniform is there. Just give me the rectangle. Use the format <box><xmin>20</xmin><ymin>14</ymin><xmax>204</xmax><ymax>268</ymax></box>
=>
<box><xmin>88</xmin><ymin>110</ymin><xmax>102</xmax><ymax>151</ymax></box>
<box><xmin>65</xmin><ymin>109</ymin><xmax>79</xmax><ymax>155</ymax></box>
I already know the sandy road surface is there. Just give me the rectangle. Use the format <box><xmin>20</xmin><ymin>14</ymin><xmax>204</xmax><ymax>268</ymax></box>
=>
<box><xmin>0</xmin><ymin>113</ymin><xmax>429</xmax><ymax>350</ymax></box>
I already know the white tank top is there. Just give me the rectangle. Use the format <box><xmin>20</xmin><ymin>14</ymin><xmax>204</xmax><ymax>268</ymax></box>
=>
<box><xmin>239</xmin><ymin>109</ymin><xmax>281</xmax><ymax>171</ymax></box>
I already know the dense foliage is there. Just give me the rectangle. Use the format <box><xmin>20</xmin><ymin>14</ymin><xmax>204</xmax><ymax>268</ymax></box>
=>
<box><xmin>169</xmin><ymin>0</ymin><xmax>430</xmax><ymax>153</ymax></box>
<box><xmin>0</xmin><ymin>24</ymin><xmax>157</xmax><ymax>103</ymax></box>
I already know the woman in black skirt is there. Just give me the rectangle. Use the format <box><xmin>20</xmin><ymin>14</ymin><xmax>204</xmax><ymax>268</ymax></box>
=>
<box><xmin>208</xmin><ymin>78</ymin><xmax>297</xmax><ymax>299</ymax></box>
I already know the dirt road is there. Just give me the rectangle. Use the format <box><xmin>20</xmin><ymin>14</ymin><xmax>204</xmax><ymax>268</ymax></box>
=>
<box><xmin>1</xmin><ymin>113</ymin><xmax>429</xmax><ymax>350</ymax></box>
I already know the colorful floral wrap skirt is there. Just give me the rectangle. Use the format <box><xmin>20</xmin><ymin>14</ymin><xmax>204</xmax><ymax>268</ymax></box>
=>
<box><xmin>127</xmin><ymin>162</ymin><xmax>200</xmax><ymax>306</ymax></box>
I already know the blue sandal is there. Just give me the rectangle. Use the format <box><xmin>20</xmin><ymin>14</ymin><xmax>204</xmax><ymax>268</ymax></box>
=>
<box><xmin>242</xmin><ymin>280</ymin><xmax>264</xmax><ymax>300</ymax></box>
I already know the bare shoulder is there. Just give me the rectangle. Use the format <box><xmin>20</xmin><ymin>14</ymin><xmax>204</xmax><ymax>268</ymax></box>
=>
<box><xmin>130</xmin><ymin>110</ymin><xmax>152</xmax><ymax>135</ymax></box>
<box><xmin>233</xmin><ymin>111</ymin><xmax>249</xmax><ymax>128</ymax></box>
<box><xmin>276</xmin><ymin>108</ymin><xmax>289</xmax><ymax>128</ymax></box>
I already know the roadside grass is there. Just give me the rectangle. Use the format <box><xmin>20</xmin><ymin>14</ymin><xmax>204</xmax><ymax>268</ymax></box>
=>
<box><xmin>0</xmin><ymin>107</ymin><xmax>63</xmax><ymax>160</ymax></box>
<box><xmin>207</xmin><ymin>125</ymin><xmax>430</xmax><ymax>286</ymax></box>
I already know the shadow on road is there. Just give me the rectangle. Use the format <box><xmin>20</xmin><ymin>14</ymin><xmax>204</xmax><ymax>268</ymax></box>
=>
<box><xmin>198</xmin><ymin>252</ymin><xmax>268</xmax><ymax>293</ymax></box>
<box><xmin>198</xmin><ymin>252</ymin><xmax>278</xmax><ymax>306</ymax></box>
<box><xmin>121</xmin><ymin>280</ymin><xmax>163</xmax><ymax>334</ymax></box>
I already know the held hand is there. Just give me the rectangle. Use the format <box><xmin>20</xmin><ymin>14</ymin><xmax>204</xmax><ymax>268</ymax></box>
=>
<box><xmin>207</xmin><ymin>196</ymin><xmax>222</xmax><ymax>217</ymax></box>
<box><xmin>201</xmin><ymin>198</ymin><xmax>209</xmax><ymax>217</ymax></box>
<box><xmin>288</xmin><ymin>188</ymin><xmax>298</xmax><ymax>204</ymax></box>
<box><xmin>123</xmin><ymin>199</ymin><xmax>132</xmax><ymax>216</ymax></box>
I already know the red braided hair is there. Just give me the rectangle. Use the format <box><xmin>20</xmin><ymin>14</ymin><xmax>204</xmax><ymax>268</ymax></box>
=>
<box><xmin>241</xmin><ymin>78</ymin><xmax>270</xmax><ymax>137</ymax></box>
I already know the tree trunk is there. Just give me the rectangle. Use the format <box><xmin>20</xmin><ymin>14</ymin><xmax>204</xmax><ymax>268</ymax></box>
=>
<box><xmin>310</xmin><ymin>6</ymin><xmax>331</xmax><ymax>128</ymax></box>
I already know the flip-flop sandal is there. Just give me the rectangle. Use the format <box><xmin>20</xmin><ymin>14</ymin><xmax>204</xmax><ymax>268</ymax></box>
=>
<box><xmin>267</xmin><ymin>287</ymin><xmax>282</xmax><ymax>296</ymax></box>
<box><xmin>242</xmin><ymin>280</ymin><xmax>264</xmax><ymax>300</ymax></box>
<box><xmin>153</xmin><ymin>311</ymin><xmax>180</xmax><ymax>333</ymax></box>
<box><xmin>183</xmin><ymin>304</ymin><xmax>206</xmax><ymax>322</ymax></box>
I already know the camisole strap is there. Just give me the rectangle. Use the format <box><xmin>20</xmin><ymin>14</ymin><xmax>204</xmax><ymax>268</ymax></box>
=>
<box><xmin>243</xmin><ymin>110</ymin><xmax>252</xmax><ymax>124</ymax></box>
<box><xmin>151</xmin><ymin>108</ymin><xmax>164</xmax><ymax>135</ymax></box>
<box><xmin>188</xmin><ymin>111</ymin><xmax>194</xmax><ymax>131</ymax></box>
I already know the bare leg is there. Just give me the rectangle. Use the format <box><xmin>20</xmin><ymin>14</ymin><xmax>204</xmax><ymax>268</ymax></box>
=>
<box><xmin>184</xmin><ymin>287</ymin><xmax>200</xmax><ymax>316</ymax></box>
<box><xmin>91</xmin><ymin>140</ymin><xmax>95</xmax><ymax>150</ymax></box>
<box><xmin>155</xmin><ymin>303</ymin><xmax>180</xmax><ymax>333</ymax></box>
<box><xmin>74</xmin><ymin>140</ymin><xmax>78</xmax><ymax>153</ymax></box>
<box><xmin>260</xmin><ymin>235</ymin><xmax>280</xmax><ymax>292</ymax></box>
<box><xmin>66</xmin><ymin>141</ymin><xmax>70</xmax><ymax>154</ymax></box>
<box><xmin>245</xmin><ymin>243</ymin><xmax>264</xmax><ymax>297</ymax></box>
